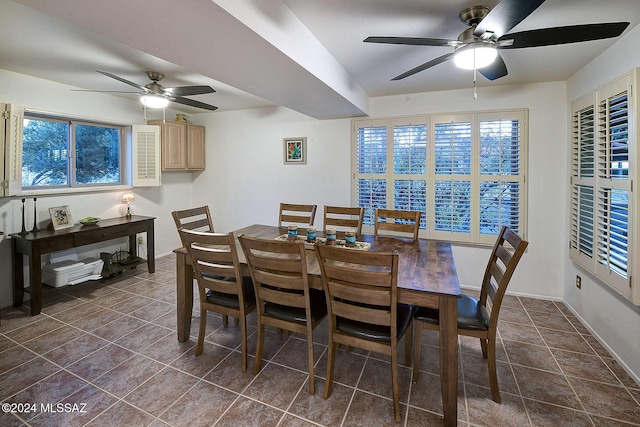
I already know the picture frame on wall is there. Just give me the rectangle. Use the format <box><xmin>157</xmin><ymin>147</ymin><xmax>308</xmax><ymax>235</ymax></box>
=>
<box><xmin>49</xmin><ymin>205</ymin><xmax>74</xmax><ymax>230</ymax></box>
<box><xmin>283</xmin><ymin>137</ymin><xmax>307</xmax><ymax>165</ymax></box>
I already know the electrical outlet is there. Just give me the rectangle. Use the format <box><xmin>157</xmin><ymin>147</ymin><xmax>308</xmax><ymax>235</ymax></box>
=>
<box><xmin>576</xmin><ymin>275</ymin><xmax>582</xmax><ymax>289</ymax></box>
<box><xmin>137</xmin><ymin>236</ymin><xmax>143</xmax><ymax>245</ymax></box>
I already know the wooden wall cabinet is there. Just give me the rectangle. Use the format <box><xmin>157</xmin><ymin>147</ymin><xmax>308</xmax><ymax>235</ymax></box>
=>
<box><xmin>149</xmin><ymin>120</ymin><xmax>205</xmax><ymax>171</ymax></box>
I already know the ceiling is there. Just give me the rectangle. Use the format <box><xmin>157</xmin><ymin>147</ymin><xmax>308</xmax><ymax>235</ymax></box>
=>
<box><xmin>2</xmin><ymin>0</ymin><xmax>640</xmax><ymax>119</ymax></box>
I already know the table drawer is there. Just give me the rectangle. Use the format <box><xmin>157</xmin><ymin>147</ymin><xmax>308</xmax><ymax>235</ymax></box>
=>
<box><xmin>74</xmin><ymin>227</ymin><xmax>130</xmax><ymax>246</ymax></box>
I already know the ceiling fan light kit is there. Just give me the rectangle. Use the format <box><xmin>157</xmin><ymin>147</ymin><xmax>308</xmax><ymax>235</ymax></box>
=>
<box><xmin>140</xmin><ymin>94</ymin><xmax>170</xmax><ymax>109</ymax></box>
<box><xmin>453</xmin><ymin>42</ymin><xmax>497</xmax><ymax>70</ymax></box>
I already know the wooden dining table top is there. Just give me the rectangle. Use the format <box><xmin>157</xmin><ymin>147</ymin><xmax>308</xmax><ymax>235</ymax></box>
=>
<box><xmin>228</xmin><ymin>224</ymin><xmax>461</xmax><ymax>306</ymax></box>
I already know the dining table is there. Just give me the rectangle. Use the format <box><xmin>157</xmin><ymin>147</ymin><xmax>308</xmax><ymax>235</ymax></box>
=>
<box><xmin>173</xmin><ymin>224</ymin><xmax>461</xmax><ymax>426</ymax></box>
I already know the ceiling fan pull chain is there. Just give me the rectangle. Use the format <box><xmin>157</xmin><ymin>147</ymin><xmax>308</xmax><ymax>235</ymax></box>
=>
<box><xmin>473</xmin><ymin>67</ymin><xmax>478</xmax><ymax>100</ymax></box>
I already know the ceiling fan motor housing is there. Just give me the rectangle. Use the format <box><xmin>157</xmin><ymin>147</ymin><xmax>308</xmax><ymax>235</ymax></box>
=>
<box><xmin>146</xmin><ymin>71</ymin><xmax>164</xmax><ymax>82</ymax></box>
<box><xmin>459</xmin><ymin>5</ymin><xmax>490</xmax><ymax>27</ymax></box>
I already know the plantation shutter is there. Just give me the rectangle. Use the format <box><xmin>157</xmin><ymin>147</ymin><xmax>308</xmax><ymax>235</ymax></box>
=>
<box><xmin>353</xmin><ymin>109</ymin><xmax>527</xmax><ymax>245</ymax></box>
<box><xmin>477</xmin><ymin>111</ymin><xmax>527</xmax><ymax>244</ymax></box>
<box><xmin>432</xmin><ymin>116</ymin><xmax>472</xmax><ymax>241</ymax></box>
<box><xmin>570</xmin><ymin>94</ymin><xmax>596</xmax><ymax>268</ymax></box>
<box><xmin>595</xmin><ymin>78</ymin><xmax>631</xmax><ymax>295</ymax></box>
<box><xmin>132</xmin><ymin>124</ymin><xmax>161</xmax><ymax>187</ymax></box>
<box><xmin>570</xmin><ymin>69</ymin><xmax>639</xmax><ymax>305</ymax></box>
<box><xmin>1</xmin><ymin>103</ymin><xmax>24</xmax><ymax>197</ymax></box>
<box><xmin>355</xmin><ymin>121</ymin><xmax>387</xmax><ymax>226</ymax></box>
<box><xmin>393</xmin><ymin>119</ymin><xmax>427</xmax><ymax>229</ymax></box>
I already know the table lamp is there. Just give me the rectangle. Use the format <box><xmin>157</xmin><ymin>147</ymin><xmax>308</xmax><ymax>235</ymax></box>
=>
<box><xmin>122</xmin><ymin>192</ymin><xmax>135</xmax><ymax>220</ymax></box>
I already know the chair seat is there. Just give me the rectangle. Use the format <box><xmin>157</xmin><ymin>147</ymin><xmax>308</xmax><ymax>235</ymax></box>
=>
<box><xmin>205</xmin><ymin>276</ymin><xmax>256</xmax><ymax>309</ymax></box>
<box><xmin>414</xmin><ymin>294</ymin><xmax>489</xmax><ymax>331</ymax></box>
<box><xmin>264</xmin><ymin>288</ymin><xmax>327</xmax><ymax>324</ymax></box>
<box><xmin>337</xmin><ymin>303</ymin><xmax>414</xmax><ymax>342</ymax></box>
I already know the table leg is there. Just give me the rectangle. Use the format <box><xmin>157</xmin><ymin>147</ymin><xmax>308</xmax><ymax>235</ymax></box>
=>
<box><xmin>29</xmin><ymin>252</ymin><xmax>43</xmax><ymax>316</ymax></box>
<box><xmin>439</xmin><ymin>295</ymin><xmax>458</xmax><ymax>427</ymax></box>
<box><xmin>147</xmin><ymin>221</ymin><xmax>155</xmax><ymax>273</ymax></box>
<box><xmin>12</xmin><ymin>238</ymin><xmax>24</xmax><ymax>307</ymax></box>
<box><xmin>176</xmin><ymin>251</ymin><xmax>193</xmax><ymax>342</ymax></box>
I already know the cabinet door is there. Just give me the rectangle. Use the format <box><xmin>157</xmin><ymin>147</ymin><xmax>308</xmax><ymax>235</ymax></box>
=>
<box><xmin>162</xmin><ymin>121</ymin><xmax>187</xmax><ymax>170</ymax></box>
<box><xmin>187</xmin><ymin>125</ymin><xmax>205</xmax><ymax>170</ymax></box>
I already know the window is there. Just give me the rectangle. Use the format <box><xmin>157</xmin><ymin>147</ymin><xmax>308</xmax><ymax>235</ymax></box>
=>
<box><xmin>1</xmin><ymin>103</ymin><xmax>161</xmax><ymax>196</ymax></box>
<box><xmin>22</xmin><ymin>112</ymin><xmax>125</xmax><ymax>189</ymax></box>
<box><xmin>353</xmin><ymin>110</ymin><xmax>527</xmax><ymax>245</ymax></box>
<box><xmin>570</xmin><ymin>69</ymin><xmax>637</xmax><ymax>305</ymax></box>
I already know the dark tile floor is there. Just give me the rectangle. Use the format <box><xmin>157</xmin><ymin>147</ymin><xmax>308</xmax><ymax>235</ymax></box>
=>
<box><xmin>1</xmin><ymin>254</ymin><xmax>639</xmax><ymax>426</ymax></box>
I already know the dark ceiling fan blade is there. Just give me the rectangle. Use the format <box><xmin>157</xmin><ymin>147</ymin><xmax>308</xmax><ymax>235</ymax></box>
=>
<box><xmin>391</xmin><ymin>52</ymin><xmax>455</xmax><ymax>80</ymax></box>
<box><xmin>479</xmin><ymin>54</ymin><xmax>508</xmax><ymax>81</ymax></box>
<box><xmin>364</xmin><ymin>36</ymin><xmax>458</xmax><ymax>47</ymax></box>
<box><xmin>96</xmin><ymin>70</ymin><xmax>147</xmax><ymax>92</ymax></box>
<box><xmin>498</xmin><ymin>22</ymin><xmax>630</xmax><ymax>49</ymax></box>
<box><xmin>71</xmin><ymin>89</ymin><xmax>140</xmax><ymax>93</ymax></box>
<box><xmin>172</xmin><ymin>96</ymin><xmax>218</xmax><ymax>111</ymax></box>
<box><xmin>474</xmin><ymin>0</ymin><xmax>546</xmax><ymax>40</ymax></box>
<box><xmin>166</xmin><ymin>85</ymin><xmax>215</xmax><ymax>96</ymax></box>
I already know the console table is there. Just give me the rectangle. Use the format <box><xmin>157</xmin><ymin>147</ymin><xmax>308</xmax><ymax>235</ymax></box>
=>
<box><xmin>11</xmin><ymin>215</ymin><xmax>155</xmax><ymax>315</ymax></box>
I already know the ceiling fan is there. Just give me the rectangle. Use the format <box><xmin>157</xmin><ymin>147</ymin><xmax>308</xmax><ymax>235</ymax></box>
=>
<box><xmin>364</xmin><ymin>0</ymin><xmax>630</xmax><ymax>81</ymax></box>
<box><xmin>82</xmin><ymin>70</ymin><xmax>218</xmax><ymax>111</ymax></box>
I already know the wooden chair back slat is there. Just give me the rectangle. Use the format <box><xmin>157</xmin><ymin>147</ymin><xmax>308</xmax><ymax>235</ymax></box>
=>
<box><xmin>322</xmin><ymin>264</ymin><xmax>395</xmax><ymax>289</ymax></box>
<box><xmin>323</xmin><ymin>205</ymin><xmax>364</xmax><ymax>235</ymax></box>
<box><xmin>172</xmin><ymin>205</ymin><xmax>214</xmax><ymax>232</ymax></box>
<box><xmin>374</xmin><ymin>208</ymin><xmax>421</xmax><ymax>241</ymax></box>
<box><xmin>253</xmin><ymin>269</ymin><xmax>305</xmax><ymax>291</ymax></box>
<box><xmin>279</xmin><ymin>203</ymin><xmax>317</xmax><ymax>227</ymax></box>
<box><xmin>259</xmin><ymin>286</ymin><xmax>306</xmax><ymax>308</ymax></box>
<box><xmin>332</xmin><ymin>300</ymin><xmax>391</xmax><ymax>327</ymax></box>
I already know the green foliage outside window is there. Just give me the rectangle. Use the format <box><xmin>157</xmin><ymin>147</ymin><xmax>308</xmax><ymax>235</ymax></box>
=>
<box><xmin>22</xmin><ymin>115</ymin><xmax>123</xmax><ymax>188</ymax></box>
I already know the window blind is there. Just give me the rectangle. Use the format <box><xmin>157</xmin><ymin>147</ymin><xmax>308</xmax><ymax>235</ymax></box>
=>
<box><xmin>353</xmin><ymin>110</ymin><xmax>527</xmax><ymax>244</ymax></box>
<box><xmin>570</xmin><ymin>69</ymin><xmax>637</xmax><ymax>305</ymax></box>
<box><xmin>356</xmin><ymin>124</ymin><xmax>387</xmax><ymax>224</ymax></box>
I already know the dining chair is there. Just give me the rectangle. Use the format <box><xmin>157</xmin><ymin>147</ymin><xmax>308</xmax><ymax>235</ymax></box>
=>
<box><xmin>172</xmin><ymin>205</ymin><xmax>243</xmax><ymax>326</ymax></box>
<box><xmin>172</xmin><ymin>205</ymin><xmax>215</xmax><ymax>232</ymax></box>
<box><xmin>412</xmin><ymin>226</ymin><xmax>528</xmax><ymax>403</ymax></box>
<box><xmin>316</xmin><ymin>244</ymin><xmax>413</xmax><ymax>423</ymax></box>
<box><xmin>278</xmin><ymin>203</ymin><xmax>317</xmax><ymax>227</ymax></box>
<box><xmin>374</xmin><ymin>208</ymin><xmax>421</xmax><ymax>241</ymax></box>
<box><xmin>177</xmin><ymin>228</ymin><xmax>256</xmax><ymax>372</ymax></box>
<box><xmin>238</xmin><ymin>234</ymin><xmax>327</xmax><ymax>394</ymax></box>
<box><xmin>323</xmin><ymin>205</ymin><xmax>364</xmax><ymax>235</ymax></box>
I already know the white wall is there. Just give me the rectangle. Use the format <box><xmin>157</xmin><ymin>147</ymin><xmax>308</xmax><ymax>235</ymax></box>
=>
<box><xmin>565</xmin><ymin>24</ymin><xmax>640</xmax><ymax>382</ymax></box>
<box><xmin>0</xmin><ymin>69</ymin><xmax>197</xmax><ymax>308</ymax></box>
<box><xmin>191</xmin><ymin>106</ymin><xmax>352</xmax><ymax>232</ymax></box>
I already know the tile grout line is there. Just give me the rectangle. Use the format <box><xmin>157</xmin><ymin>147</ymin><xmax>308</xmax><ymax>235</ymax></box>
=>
<box><xmin>518</xmin><ymin>297</ymin><xmax>597</xmax><ymax>426</ymax></box>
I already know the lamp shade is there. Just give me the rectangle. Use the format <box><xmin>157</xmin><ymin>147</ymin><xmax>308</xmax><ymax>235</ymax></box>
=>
<box><xmin>121</xmin><ymin>192</ymin><xmax>135</xmax><ymax>203</ymax></box>
<box><xmin>140</xmin><ymin>94</ymin><xmax>169</xmax><ymax>109</ymax></box>
<box><xmin>453</xmin><ymin>43</ymin><xmax>497</xmax><ymax>70</ymax></box>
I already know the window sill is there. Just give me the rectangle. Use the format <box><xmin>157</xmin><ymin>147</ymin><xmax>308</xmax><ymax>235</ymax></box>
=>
<box><xmin>17</xmin><ymin>184</ymin><xmax>133</xmax><ymax>197</ymax></box>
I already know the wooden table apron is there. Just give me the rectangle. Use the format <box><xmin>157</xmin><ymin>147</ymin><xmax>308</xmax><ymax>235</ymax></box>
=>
<box><xmin>11</xmin><ymin>215</ymin><xmax>156</xmax><ymax>316</ymax></box>
<box><xmin>174</xmin><ymin>224</ymin><xmax>461</xmax><ymax>427</ymax></box>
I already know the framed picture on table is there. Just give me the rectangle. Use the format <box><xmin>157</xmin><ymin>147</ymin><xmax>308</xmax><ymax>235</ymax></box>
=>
<box><xmin>49</xmin><ymin>205</ymin><xmax>74</xmax><ymax>230</ymax></box>
<box><xmin>283</xmin><ymin>137</ymin><xmax>307</xmax><ymax>164</ymax></box>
